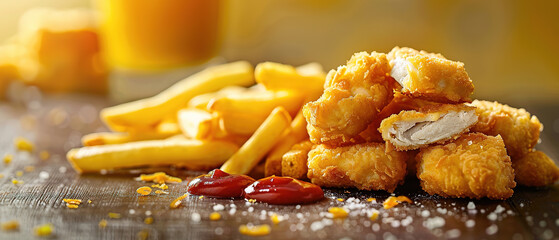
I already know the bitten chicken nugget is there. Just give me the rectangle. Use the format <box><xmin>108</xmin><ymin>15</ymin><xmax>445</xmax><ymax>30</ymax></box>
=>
<box><xmin>307</xmin><ymin>142</ymin><xmax>407</xmax><ymax>192</ymax></box>
<box><xmin>379</xmin><ymin>102</ymin><xmax>478</xmax><ymax>150</ymax></box>
<box><xmin>387</xmin><ymin>47</ymin><xmax>474</xmax><ymax>103</ymax></box>
<box><xmin>471</xmin><ymin>100</ymin><xmax>542</xmax><ymax>159</ymax></box>
<box><xmin>303</xmin><ymin>52</ymin><xmax>396</xmax><ymax>146</ymax></box>
<box><xmin>416</xmin><ymin>133</ymin><xmax>516</xmax><ymax>200</ymax></box>
<box><xmin>281</xmin><ymin>140</ymin><xmax>313</xmax><ymax>180</ymax></box>
<box><xmin>513</xmin><ymin>151</ymin><xmax>559</xmax><ymax>187</ymax></box>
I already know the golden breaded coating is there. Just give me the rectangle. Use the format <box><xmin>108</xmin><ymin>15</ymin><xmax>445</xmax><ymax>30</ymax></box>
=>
<box><xmin>471</xmin><ymin>100</ymin><xmax>542</xmax><ymax>159</ymax></box>
<box><xmin>513</xmin><ymin>151</ymin><xmax>559</xmax><ymax>187</ymax></box>
<box><xmin>379</xmin><ymin>102</ymin><xmax>477</xmax><ymax>150</ymax></box>
<box><xmin>303</xmin><ymin>52</ymin><xmax>396</xmax><ymax>146</ymax></box>
<box><xmin>417</xmin><ymin>133</ymin><xmax>516</xmax><ymax>200</ymax></box>
<box><xmin>307</xmin><ymin>142</ymin><xmax>407</xmax><ymax>192</ymax></box>
<box><xmin>281</xmin><ymin>140</ymin><xmax>313</xmax><ymax>180</ymax></box>
<box><xmin>387</xmin><ymin>47</ymin><xmax>474</xmax><ymax>103</ymax></box>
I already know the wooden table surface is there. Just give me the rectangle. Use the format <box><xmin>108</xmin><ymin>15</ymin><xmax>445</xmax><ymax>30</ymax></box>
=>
<box><xmin>1</xmin><ymin>93</ymin><xmax>558</xmax><ymax>240</ymax></box>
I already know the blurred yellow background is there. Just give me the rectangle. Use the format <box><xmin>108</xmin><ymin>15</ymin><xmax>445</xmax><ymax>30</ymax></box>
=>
<box><xmin>1</xmin><ymin>0</ymin><xmax>558</xmax><ymax>105</ymax></box>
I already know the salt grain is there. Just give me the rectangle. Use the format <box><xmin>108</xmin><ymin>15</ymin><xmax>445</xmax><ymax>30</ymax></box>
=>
<box><xmin>39</xmin><ymin>171</ymin><xmax>50</xmax><ymax>179</ymax></box>
<box><xmin>485</xmin><ymin>224</ymin><xmax>498</xmax><ymax>235</ymax></box>
<box><xmin>424</xmin><ymin>217</ymin><xmax>445</xmax><ymax>229</ymax></box>
<box><xmin>191</xmin><ymin>212</ymin><xmax>201</xmax><ymax>222</ymax></box>
<box><xmin>487</xmin><ymin>213</ymin><xmax>497</xmax><ymax>221</ymax></box>
<box><xmin>421</xmin><ymin>210</ymin><xmax>430</xmax><ymax>218</ymax></box>
<box><xmin>542</xmin><ymin>229</ymin><xmax>554</xmax><ymax>240</ymax></box>
<box><xmin>213</xmin><ymin>204</ymin><xmax>225</xmax><ymax>211</ymax></box>
<box><xmin>129</xmin><ymin>209</ymin><xmax>135</xmax><ymax>214</ymax></box>
<box><xmin>445</xmin><ymin>229</ymin><xmax>461</xmax><ymax>239</ymax></box>
<box><xmin>372</xmin><ymin>223</ymin><xmax>380</xmax><ymax>232</ymax></box>
<box><xmin>465</xmin><ymin>220</ymin><xmax>475</xmax><ymax>228</ymax></box>
<box><xmin>310</xmin><ymin>221</ymin><xmax>325</xmax><ymax>231</ymax></box>
<box><xmin>467</xmin><ymin>202</ymin><xmax>475</xmax><ymax>210</ymax></box>
<box><xmin>59</xmin><ymin>166</ymin><xmax>67</xmax><ymax>173</ymax></box>
<box><xmin>494</xmin><ymin>205</ymin><xmax>505</xmax><ymax>214</ymax></box>
<box><xmin>145</xmin><ymin>211</ymin><xmax>152</xmax><ymax>216</ymax></box>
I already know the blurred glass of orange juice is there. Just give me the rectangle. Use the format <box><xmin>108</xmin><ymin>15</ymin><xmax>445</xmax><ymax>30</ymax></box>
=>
<box><xmin>96</xmin><ymin>0</ymin><xmax>221</xmax><ymax>71</ymax></box>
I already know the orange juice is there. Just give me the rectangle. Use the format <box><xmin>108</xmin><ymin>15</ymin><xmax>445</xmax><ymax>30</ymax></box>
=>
<box><xmin>96</xmin><ymin>0</ymin><xmax>221</xmax><ymax>71</ymax></box>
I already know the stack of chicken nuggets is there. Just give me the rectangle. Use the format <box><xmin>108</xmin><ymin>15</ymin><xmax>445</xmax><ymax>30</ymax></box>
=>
<box><xmin>299</xmin><ymin>47</ymin><xmax>559</xmax><ymax>200</ymax></box>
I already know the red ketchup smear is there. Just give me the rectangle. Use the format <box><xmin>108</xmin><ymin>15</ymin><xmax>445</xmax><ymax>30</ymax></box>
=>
<box><xmin>244</xmin><ymin>176</ymin><xmax>324</xmax><ymax>205</ymax></box>
<box><xmin>187</xmin><ymin>169</ymin><xmax>255</xmax><ymax>198</ymax></box>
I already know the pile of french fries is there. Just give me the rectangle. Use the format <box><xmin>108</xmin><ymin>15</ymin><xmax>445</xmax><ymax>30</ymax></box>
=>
<box><xmin>67</xmin><ymin>61</ymin><xmax>326</xmax><ymax>176</ymax></box>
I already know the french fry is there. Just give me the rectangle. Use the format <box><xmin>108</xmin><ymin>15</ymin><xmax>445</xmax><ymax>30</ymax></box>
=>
<box><xmin>187</xmin><ymin>86</ymin><xmax>247</xmax><ymax>110</ymax></box>
<box><xmin>156</xmin><ymin>117</ymin><xmax>181</xmax><ymax>135</ymax></box>
<box><xmin>82</xmin><ymin>131</ymin><xmax>176</xmax><ymax>146</ymax></box>
<box><xmin>208</xmin><ymin>90</ymin><xmax>304</xmax><ymax>117</ymax></box>
<box><xmin>220</xmin><ymin>107</ymin><xmax>292</xmax><ymax>174</ymax></box>
<box><xmin>255</xmin><ymin>62</ymin><xmax>326</xmax><ymax>93</ymax></box>
<box><xmin>100</xmin><ymin>61</ymin><xmax>254</xmax><ymax>132</ymax></box>
<box><xmin>264</xmin><ymin>110</ymin><xmax>309</xmax><ymax>176</ymax></box>
<box><xmin>219</xmin><ymin>112</ymin><xmax>268</xmax><ymax>136</ymax></box>
<box><xmin>281</xmin><ymin>140</ymin><xmax>313</xmax><ymax>179</ymax></box>
<box><xmin>67</xmin><ymin>139</ymin><xmax>239</xmax><ymax>173</ymax></box>
<box><xmin>177</xmin><ymin>108</ymin><xmax>219</xmax><ymax>139</ymax></box>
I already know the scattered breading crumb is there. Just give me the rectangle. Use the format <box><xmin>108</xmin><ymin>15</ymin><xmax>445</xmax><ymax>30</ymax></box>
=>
<box><xmin>34</xmin><ymin>223</ymin><xmax>54</xmax><ymax>237</ymax></box>
<box><xmin>14</xmin><ymin>137</ymin><xmax>34</xmax><ymax>152</ymax></box>
<box><xmin>144</xmin><ymin>217</ymin><xmax>154</xmax><ymax>225</ymax></box>
<box><xmin>108</xmin><ymin>213</ymin><xmax>121</xmax><ymax>219</ymax></box>
<box><xmin>12</xmin><ymin>179</ymin><xmax>23</xmax><ymax>185</ymax></box>
<box><xmin>136</xmin><ymin>186</ymin><xmax>152</xmax><ymax>196</ymax></box>
<box><xmin>15</xmin><ymin>171</ymin><xmax>23</xmax><ymax>177</ymax></box>
<box><xmin>137</xmin><ymin>172</ymin><xmax>182</xmax><ymax>184</ymax></box>
<box><xmin>210</xmin><ymin>212</ymin><xmax>221</xmax><ymax>221</ymax></box>
<box><xmin>24</xmin><ymin>165</ymin><xmax>35</xmax><ymax>172</ymax></box>
<box><xmin>3</xmin><ymin>154</ymin><xmax>13</xmax><ymax>164</ymax></box>
<box><xmin>155</xmin><ymin>190</ymin><xmax>169</xmax><ymax>195</ymax></box>
<box><xmin>98</xmin><ymin>219</ymin><xmax>107</xmax><ymax>229</ymax></box>
<box><xmin>271</xmin><ymin>213</ymin><xmax>281</xmax><ymax>225</ymax></box>
<box><xmin>151</xmin><ymin>183</ymin><xmax>169</xmax><ymax>190</ymax></box>
<box><xmin>1</xmin><ymin>220</ymin><xmax>19</xmax><ymax>231</ymax></box>
<box><xmin>239</xmin><ymin>224</ymin><xmax>271</xmax><ymax>236</ymax></box>
<box><xmin>170</xmin><ymin>193</ymin><xmax>188</xmax><ymax>209</ymax></box>
<box><xmin>39</xmin><ymin>151</ymin><xmax>50</xmax><ymax>160</ymax></box>
<box><xmin>383</xmin><ymin>196</ymin><xmax>412</xmax><ymax>209</ymax></box>
<box><xmin>328</xmin><ymin>207</ymin><xmax>349</xmax><ymax>219</ymax></box>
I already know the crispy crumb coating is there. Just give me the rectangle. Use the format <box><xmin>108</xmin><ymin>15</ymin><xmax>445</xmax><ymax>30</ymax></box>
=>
<box><xmin>378</xmin><ymin>102</ymin><xmax>477</xmax><ymax>150</ymax></box>
<box><xmin>281</xmin><ymin>140</ymin><xmax>313</xmax><ymax>180</ymax></box>
<box><xmin>471</xmin><ymin>100</ymin><xmax>542</xmax><ymax>159</ymax></box>
<box><xmin>513</xmin><ymin>151</ymin><xmax>559</xmax><ymax>187</ymax></box>
<box><xmin>303</xmin><ymin>52</ymin><xmax>396</xmax><ymax>146</ymax></box>
<box><xmin>416</xmin><ymin>133</ymin><xmax>516</xmax><ymax>200</ymax></box>
<box><xmin>387</xmin><ymin>47</ymin><xmax>474</xmax><ymax>103</ymax></box>
<box><xmin>307</xmin><ymin>142</ymin><xmax>407</xmax><ymax>192</ymax></box>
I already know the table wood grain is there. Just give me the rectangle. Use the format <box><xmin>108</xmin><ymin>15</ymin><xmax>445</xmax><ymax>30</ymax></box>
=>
<box><xmin>1</xmin><ymin>94</ymin><xmax>558</xmax><ymax>240</ymax></box>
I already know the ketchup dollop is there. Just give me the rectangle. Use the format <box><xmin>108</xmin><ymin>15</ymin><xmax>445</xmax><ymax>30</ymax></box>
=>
<box><xmin>187</xmin><ymin>169</ymin><xmax>255</xmax><ymax>198</ymax></box>
<box><xmin>244</xmin><ymin>176</ymin><xmax>324</xmax><ymax>205</ymax></box>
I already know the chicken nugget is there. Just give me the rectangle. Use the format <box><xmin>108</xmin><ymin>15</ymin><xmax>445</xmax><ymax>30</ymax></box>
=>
<box><xmin>417</xmin><ymin>133</ymin><xmax>516</xmax><ymax>200</ymax></box>
<box><xmin>513</xmin><ymin>151</ymin><xmax>559</xmax><ymax>187</ymax></box>
<box><xmin>471</xmin><ymin>100</ymin><xmax>542</xmax><ymax>159</ymax></box>
<box><xmin>379</xmin><ymin>102</ymin><xmax>478</xmax><ymax>150</ymax></box>
<box><xmin>387</xmin><ymin>47</ymin><xmax>474</xmax><ymax>103</ymax></box>
<box><xmin>303</xmin><ymin>52</ymin><xmax>397</xmax><ymax>146</ymax></box>
<box><xmin>307</xmin><ymin>142</ymin><xmax>407</xmax><ymax>192</ymax></box>
<box><xmin>281</xmin><ymin>140</ymin><xmax>313</xmax><ymax>180</ymax></box>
